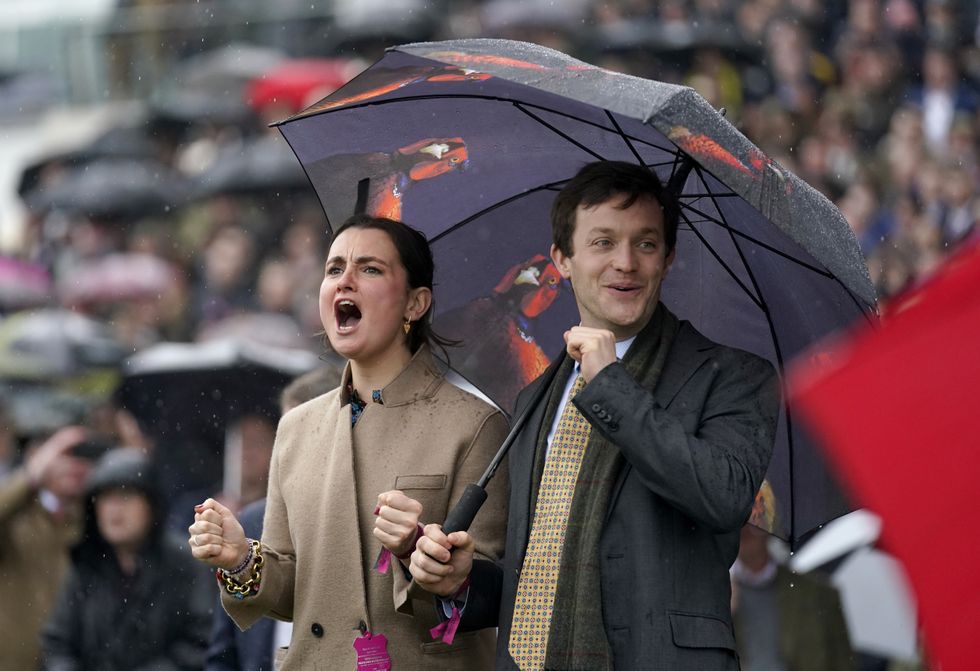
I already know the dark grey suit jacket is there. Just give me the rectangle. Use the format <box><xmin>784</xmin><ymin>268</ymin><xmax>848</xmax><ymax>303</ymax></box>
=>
<box><xmin>462</xmin><ymin>311</ymin><xmax>780</xmax><ymax>670</ymax></box>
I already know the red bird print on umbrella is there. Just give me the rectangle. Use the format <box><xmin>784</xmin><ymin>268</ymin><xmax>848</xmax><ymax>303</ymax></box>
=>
<box><xmin>304</xmin><ymin>137</ymin><xmax>468</xmax><ymax>221</ymax></box>
<box><xmin>437</xmin><ymin>254</ymin><xmax>563</xmax><ymax>413</ymax></box>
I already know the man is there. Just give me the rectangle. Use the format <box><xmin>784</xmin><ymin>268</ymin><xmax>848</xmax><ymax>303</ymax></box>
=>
<box><xmin>410</xmin><ymin>160</ymin><xmax>780</xmax><ymax>670</ymax></box>
<box><xmin>732</xmin><ymin>523</ymin><xmax>855</xmax><ymax>671</ymax></box>
<box><xmin>0</xmin><ymin>425</ymin><xmax>92</xmax><ymax>671</ymax></box>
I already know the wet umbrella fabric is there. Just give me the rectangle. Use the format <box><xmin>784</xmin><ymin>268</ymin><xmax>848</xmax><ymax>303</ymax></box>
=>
<box><xmin>0</xmin><ymin>257</ymin><xmax>51</xmax><ymax>311</ymax></box>
<box><xmin>116</xmin><ymin>339</ymin><xmax>320</xmax><ymax>506</ymax></box>
<box><xmin>57</xmin><ymin>253</ymin><xmax>178</xmax><ymax>307</ymax></box>
<box><xmin>24</xmin><ymin>159</ymin><xmax>188</xmax><ymax>220</ymax></box>
<box><xmin>278</xmin><ymin>38</ymin><xmax>876</xmax><ymax>546</ymax></box>
<box><xmin>0</xmin><ymin>309</ymin><xmax>126</xmax><ymax>381</ymax></box>
<box><xmin>192</xmin><ymin>134</ymin><xmax>309</xmax><ymax>199</ymax></box>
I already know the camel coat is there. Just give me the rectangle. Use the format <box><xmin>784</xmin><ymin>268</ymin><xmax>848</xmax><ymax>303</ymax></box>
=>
<box><xmin>222</xmin><ymin>347</ymin><xmax>508</xmax><ymax>670</ymax></box>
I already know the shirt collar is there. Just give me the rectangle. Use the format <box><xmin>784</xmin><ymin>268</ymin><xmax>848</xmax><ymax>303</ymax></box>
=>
<box><xmin>339</xmin><ymin>344</ymin><xmax>443</xmax><ymax>408</ymax></box>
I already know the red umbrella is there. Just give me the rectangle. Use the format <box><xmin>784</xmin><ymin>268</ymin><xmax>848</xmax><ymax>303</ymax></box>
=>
<box><xmin>245</xmin><ymin>58</ymin><xmax>362</xmax><ymax>115</ymax></box>
<box><xmin>789</xmin><ymin>234</ymin><xmax>980</xmax><ymax>671</ymax></box>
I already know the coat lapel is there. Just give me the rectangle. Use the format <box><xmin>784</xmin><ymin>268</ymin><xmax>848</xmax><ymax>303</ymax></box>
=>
<box><xmin>320</xmin><ymin>392</ymin><xmax>372</xmax><ymax>629</ymax></box>
<box><xmin>510</xmin><ymin>354</ymin><xmax>570</xmax><ymax>556</ymax></box>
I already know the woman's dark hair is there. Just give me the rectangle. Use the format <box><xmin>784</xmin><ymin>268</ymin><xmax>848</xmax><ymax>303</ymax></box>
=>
<box><xmin>330</xmin><ymin>214</ymin><xmax>455</xmax><ymax>354</ymax></box>
<box><xmin>551</xmin><ymin>160</ymin><xmax>679</xmax><ymax>257</ymax></box>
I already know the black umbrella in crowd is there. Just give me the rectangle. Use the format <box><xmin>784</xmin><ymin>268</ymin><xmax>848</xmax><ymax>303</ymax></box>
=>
<box><xmin>24</xmin><ymin>159</ymin><xmax>188</xmax><ymax>221</ymax></box>
<box><xmin>192</xmin><ymin>133</ymin><xmax>310</xmax><ymax>199</ymax></box>
<box><xmin>116</xmin><ymin>339</ymin><xmax>320</xmax><ymax>503</ymax></box>
<box><xmin>277</xmin><ymin>39</ymin><xmax>876</xmax><ymax>546</ymax></box>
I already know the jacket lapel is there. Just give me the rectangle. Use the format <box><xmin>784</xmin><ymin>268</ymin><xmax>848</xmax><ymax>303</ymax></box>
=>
<box><xmin>510</xmin><ymin>354</ymin><xmax>570</xmax><ymax>556</ymax></box>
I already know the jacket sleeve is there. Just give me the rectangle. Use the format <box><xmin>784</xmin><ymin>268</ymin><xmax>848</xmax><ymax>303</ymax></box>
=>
<box><xmin>0</xmin><ymin>469</ymin><xmax>34</xmax><ymax>529</ymax></box>
<box><xmin>39</xmin><ymin>567</ymin><xmax>83</xmax><ymax>671</ymax></box>
<box><xmin>394</xmin><ymin>409</ymin><xmax>510</xmax><ymax>613</ymax></box>
<box><xmin>574</xmin><ymin>349</ymin><xmax>779</xmax><ymax>532</ymax></box>
<box><xmin>457</xmin><ymin>557</ymin><xmax>504</xmax><ymax>630</ymax></box>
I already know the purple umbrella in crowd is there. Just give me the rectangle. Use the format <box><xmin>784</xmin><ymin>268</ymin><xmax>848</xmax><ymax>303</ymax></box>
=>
<box><xmin>277</xmin><ymin>39</ymin><xmax>875</xmax><ymax>546</ymax></box>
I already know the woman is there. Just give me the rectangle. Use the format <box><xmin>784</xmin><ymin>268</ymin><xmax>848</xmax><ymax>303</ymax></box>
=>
<box><xmin>189</xmin><ymin>214</ymin><xmax>508</xmax><ymax>670</ymax></box>
<box><xmin>43</xmin><ymin>448</ymin><xmax>212</xmax><ymax>670</ymax></box>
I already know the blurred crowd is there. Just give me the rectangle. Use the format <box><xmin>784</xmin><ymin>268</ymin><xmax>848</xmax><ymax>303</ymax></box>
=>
<box><xmin>0</xmin><ymin>0</ymin><xmax>971</xmax><ymax>669</ymax></box>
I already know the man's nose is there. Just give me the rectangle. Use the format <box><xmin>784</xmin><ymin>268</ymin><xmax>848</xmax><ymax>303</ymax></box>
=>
<box><xmin>611</xmin><ymin>245</ymin><xmax>637</xmax><ymax>272</ymax></box>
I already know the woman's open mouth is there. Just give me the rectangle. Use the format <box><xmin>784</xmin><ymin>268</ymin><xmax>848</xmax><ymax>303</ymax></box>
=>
<box><xmin>335</xmin><ymin>299</ymin><xmax>362</xmax><ymax>332</ymax></box>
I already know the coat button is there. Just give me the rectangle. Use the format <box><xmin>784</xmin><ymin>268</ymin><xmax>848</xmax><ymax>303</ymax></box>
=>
<box><xmin>592</xmin><ymin>404</ymin><xmax>601</xmax><ymax>412</ymax></box>
<box><xmin>311</xmin><ymin>622</ymin><xmax>324</xmax><ymax>638</ymax></box>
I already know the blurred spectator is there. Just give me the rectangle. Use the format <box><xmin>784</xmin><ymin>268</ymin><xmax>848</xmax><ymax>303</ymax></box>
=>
<box><xmin>205</xmin><ymin>363</ymin><xmax>342</xmax><ymax>671</ymax></box>
<box><xmin>732</xmin><ymin>523</ymin><xmax>856</xmax><ymax>671</ymax></box>
<box><xmin>904</xmin><ymin>44</ymin><xmax>980</xmax><ymax>156</ymax></box>
<box><xmin>191</xmin><ymin>226</ymin><xmax>259</xmax><ymax>333</ymax></box>
<box><xmin>0</xmin><ymin>401</ymin><xmax>15</xmax><ymax>480</ymax></box>
<box><xmin>0</xmin><ymin>426</ymin><xmax>93</xmax><ymax>671</ymax></box>
<box><xmin>41</xmin><ymin>448</ymin><xmax>212</xmax><ymax>670</ymax></box>
<box><xmin>235</xmin><ymin>414</ymin><xmax>277</xmax><ymax>510</ymax></box>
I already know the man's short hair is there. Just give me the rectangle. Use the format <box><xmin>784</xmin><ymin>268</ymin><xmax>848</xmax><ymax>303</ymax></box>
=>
<box><xmin>551</xmin><ymin>161</ymin><xmax>680</xmax><ymax>257</ymax></box>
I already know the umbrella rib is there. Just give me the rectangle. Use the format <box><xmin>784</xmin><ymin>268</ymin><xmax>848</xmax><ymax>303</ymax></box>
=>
<box><xmin>682</xmin><ymin>203</ymin><xmax>877</xmax><ymax>315</ymax></box>
<box><xmin>604</xmin><ymin>110</ymin><xmax>646</xmax><ymax>166</ymax></box>
<box><xmin>696</xmin><ymin>163</ymin><xmax>798</xmax><ymax>544</ymax></box>
<box><xmin>512</xmin><ymin>103</ymin><xmax>609</xmax><ymax>161</ymax></box>
<box><xmin>682</xmin><ymin>203</ymin><xmax>836</xmax><ymax>278</ymax></box>
<box><xmin>680</xmin><ymin>210</ymin><xmax>765</xmax><ymax>310</ymax></box>
<box><xmin>428</xmin><ymin>179</ymin><xmax>571</xmax><ymax>245</ymax></box>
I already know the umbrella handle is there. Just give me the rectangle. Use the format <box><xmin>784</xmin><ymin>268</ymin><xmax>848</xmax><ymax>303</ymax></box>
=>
<box><xmin>442</xmin><ymin>484</ymin><xmax>488</xmax><ymax>534</ymax></box>
<box><xmin>439</xmin><ymin>351</ymin><xmax>567</xmax><ymax>537</ymax></box>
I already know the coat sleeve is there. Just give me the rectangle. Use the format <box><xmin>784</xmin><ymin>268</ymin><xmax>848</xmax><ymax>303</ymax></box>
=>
<box><xmin>394</xmin><ymin>409</ymin><xmax>510</xmax><ymax>613</ymax></box>
<box><xmin>39</xmin><ymin>567</ymin><xmax>83</xmax><ymax>671</ymax></box>
<box><xmin>0</xmin><ymin>470</ymin><xmax>33</xmax><ymax>529</ymax></box>
<box><xmin>574</xmin><ymin>348</ymin><xmax>779</xmax><ymax>532</ymax></box>
<box><xmin>221</xmin><ymin>423</ymin><xmax>296</xmax><ymax>629</ymax></box>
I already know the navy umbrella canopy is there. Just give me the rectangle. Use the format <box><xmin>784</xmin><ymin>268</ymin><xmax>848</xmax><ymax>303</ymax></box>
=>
<box><xmin>277</xmin><ymin>38</ymin><xmax>876</xmax><ymax>546</ymax></box>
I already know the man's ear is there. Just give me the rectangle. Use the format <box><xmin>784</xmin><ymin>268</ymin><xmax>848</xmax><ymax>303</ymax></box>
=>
<box><xmin>406</xmin><ymin>286</ymin><xmax>432</xmax><ymax>322</ymax></box>
<box><xmin>550</xmin><ymin>244</ymin><xmax>573</xmax><ymax>280</ymax></box>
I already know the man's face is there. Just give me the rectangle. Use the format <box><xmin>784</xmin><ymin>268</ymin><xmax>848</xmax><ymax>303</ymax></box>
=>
<box><xmin>551</xmin><ymin>194</ymin><xmax>673</xmax><ymax>340</ymax></box>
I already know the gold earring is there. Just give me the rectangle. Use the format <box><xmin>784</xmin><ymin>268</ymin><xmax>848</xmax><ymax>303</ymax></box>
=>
<box><xmin>403</xmin><ymin>319</ymin><xmax>411</xmax><ymax>334</ymax></box>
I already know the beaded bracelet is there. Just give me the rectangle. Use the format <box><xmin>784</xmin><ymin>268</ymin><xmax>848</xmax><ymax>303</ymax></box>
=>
<box><xmin>219</xmin><ymin>539</ymin><xmax>264</xmax><ymax>600</ymax></box>
<box><xmin>224</xmin><ymin>540</ymin><xmax>255</xmax><ymax>576</ymax></box>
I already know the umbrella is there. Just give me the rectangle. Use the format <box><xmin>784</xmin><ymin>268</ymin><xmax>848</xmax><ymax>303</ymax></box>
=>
<box><xmin>147</xmin><ymin>43</ymin><xmax>285</xmax><ymax>132</ymax></box>
<box><xmin>277</xmin><ymin>38</ymin><xmax>876</xmax><ymax>546</ymax></box>
<box><xmin>192</xmin><ymin>134</ymin><xmax>309</xmax><ymax>199</ymax></box>
<box><xmin>16</xmin><ymin>125</ymin><xmax>159</xmax><ymax>198</ymax></box>
<box><xmin>57</xmin><ymin>252</ymin><xmax>178</xmax><ymax>307</ymax></box>
<box><xmin>245</xmin><ymin>58</ymin><xmax>362</xmax><ymax>115</ymax></box>
<box><xmin>116</xmin><ymin>339</ymin><xmax>320</xmax><ymax>499</ymax></box>
<box><xmin>789</xmin><ymin>234</ymin><xmax>980</xmax><ymax>671</ymax></box>
<box><xmin>24</xmin><ymin>159</ymin><xmax>188</xmax><ymax>221</ymax></box>
<box><xmin>0</xmin><ymin>308</ymin><xmax>127</xmax><ymax>381</ymax></box>
<box><xmin>0</xmin><ymin>257</ymin><xmax>52</xmax><ymax>311</ymax></box>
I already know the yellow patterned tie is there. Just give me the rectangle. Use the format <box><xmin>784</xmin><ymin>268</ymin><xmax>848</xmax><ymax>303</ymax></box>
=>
<box><xmin>509</xmin><ymin>374</ymin><xmax>591</xmax><ymax>670</ymax></box>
